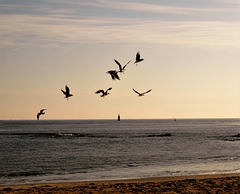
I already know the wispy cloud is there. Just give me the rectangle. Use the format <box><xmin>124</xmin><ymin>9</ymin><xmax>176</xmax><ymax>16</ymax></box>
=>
<box><xmin>1</xmin><ymin>0</ymin><xmax>239</xmax><ymax>50</ymax></box>
<box><xmin>3</xmin><ymin>0</ymin><xmax>237</xmax><ymax>16</ymax></box>
<box><xmin>36</xmin><ymin>0</ymin><xmax>239</xmax><ymax>17</ymax></box>
<box><xmin>0</xmin><ymin>14</ymin><xmax>239</xmax><ymax>50</ymax></box>
<box><xmin>81</xmin><ymin>0</ymin><xmax>238</xmax><ymax>14</ymax></box>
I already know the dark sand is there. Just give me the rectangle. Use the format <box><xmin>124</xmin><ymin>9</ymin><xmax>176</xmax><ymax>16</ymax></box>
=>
<box><xmin>1</xmin><ymin>173</ymin><xmax>239</xmax><ymax>193</ymax></box>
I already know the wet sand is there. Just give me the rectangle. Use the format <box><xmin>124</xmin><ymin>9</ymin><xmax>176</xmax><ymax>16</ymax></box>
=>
<box><xmin>1</xmin><ymin>173</ymin><xmax>239</xmax><ymax>193</ymax></box>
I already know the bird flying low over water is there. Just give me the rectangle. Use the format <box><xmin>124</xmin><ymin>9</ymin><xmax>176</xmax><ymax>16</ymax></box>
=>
<box><xmin>114</xmin><ymin>59</ymin><xmax>131</xmax><ymax>73</ymax></box>
<box><xmin>107</xmin><ymin>70</ymin><xmax>120</xmax><ymax>80</ymax></box>
<box><xmin>133</xmin><ymin>88</ymin><xmax>152</xmax><ymax>97</ymax></box>
<box><xmin>134</xmin><ymin>51</ymin><xmax>144</xmax><ymax>65</ymax></box>
<box><xmin>61</xmin><ymin>85</ymin><xmax>73</xmax><ymax>100</ymax></box>
<box><xmin>95</xmin><ymin>87</ymin><xmax>112</xmax><ymax>97</ymax></box>
<box><xmin>37</xmin><ymin>109</ymin><xmax>46</xmax><ymax>120</ymax></box>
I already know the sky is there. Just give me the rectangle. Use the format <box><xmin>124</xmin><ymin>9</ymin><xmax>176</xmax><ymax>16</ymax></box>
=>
<box><xmin>0</xmin><ymin>0</ymin><xmax>239</xmax><ymax>120</ymax></box>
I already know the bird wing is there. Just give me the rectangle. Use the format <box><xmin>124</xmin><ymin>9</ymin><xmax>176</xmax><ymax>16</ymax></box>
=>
<box><xmin>61</xmin><ymin>89</ymin><xmax>66</xmax><ymax>95</ymax></box>
<box><xmin>123</xmin><ymin>60</ymin><xmax>131</xmax><ymax>70</ymax></box>
<box><xmin>143</xmin><ymin>89</ymin><xmax>152</xmax><ymax>94</ymax></box>
<box><xmin>113</xmin><ymin>71</ymin><xmax>120</xmax><ymax>80</ymax></box>
<box><xmin>114</xmin><ymin>59</ymin><xmax>122</xmax><ymax>71</ymax></box>
<box><xmin>95</xmin><ymin>90</ymin><xmax>104</xmax><ymax>94</ymax></box>
<box><xmin>39</xmin><ymin>109</ymin><xmax>46</xmax><ymax>114</ymax></box>
<box><xmin>136</xmin><ymin>52</ymin><xmax>140</xmax><ymax>60</ymax></box>
<box><xmin>65</xmin><ymin>85</ymin><xmax>70</xmax><ymax>95</ymax></box>
<box><xmin>133</xmin><ymin>88</ymin><xmax>140</xmax><ymax>95</ymax></box>
<box><xmin>125</xmin><ymin>60</ymin><xmax>131</xmax><ymax>66</ymax></box>
<box><xmin>107</xmin><ymin>71</ymin><xmax>120</xmax><ymax>80</ymax></box>
<box><xmin>107</xmin><ymin>71</ymin><xmax>116</xmax><ymax>80</ymax></box>
<box><xmin>106</xmin><ymin>87</ymin><xmax>112</xmax><ymax>92</ymax></box>
<box><xmin>37</xmin><ymin>113</ymin><xmax>40</xmax><ymax>120</ymax></box>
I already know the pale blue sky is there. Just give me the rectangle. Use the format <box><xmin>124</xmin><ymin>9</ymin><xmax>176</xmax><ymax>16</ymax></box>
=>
<box><xmin>0</xmin><ymin>0</ymin><xmax>239</xmax><ymax>119</ymax></box>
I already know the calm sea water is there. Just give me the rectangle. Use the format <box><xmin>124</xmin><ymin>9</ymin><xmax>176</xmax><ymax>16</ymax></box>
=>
<box><xmin>0</xmin><ymin>119</ymin><xmax>239</xmax><ymax>185</ymax></box>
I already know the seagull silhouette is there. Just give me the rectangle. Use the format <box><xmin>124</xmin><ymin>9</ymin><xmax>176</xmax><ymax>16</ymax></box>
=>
<box><xmin>134</xmin><ymin>51</ymin><xmax>144</xmax><ymax>65</ymax></box>
<box><xmin>107</xmin><ymin>70</ymin><xmax>120</xmax><ymax>80</ymax></box>
<box><xmin>114</xmin><ymin>59</ymin><xmax>131</xmax><ymax>73</ymax></box>
<box><xmin>95</xmin><ymin>87</ymin><xmax>112</xmax><ymax>97</ymax></box>
<box><xmin>133</xmin><ymin>88</ymin><xmax>152</xmax><ymax>97</ymax></box>
<box><xmin>61</xmin><ymin>85</ymin><xmax>73</xmax><ymax>100</ymax></box>
<box><xmin>37</xmin><ymin>109</ymin><xmax>46</xmax><ymax>120</ymax></box>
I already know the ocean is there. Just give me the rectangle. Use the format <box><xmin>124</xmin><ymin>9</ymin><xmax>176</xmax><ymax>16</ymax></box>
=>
<box><xmin>0</xmin><ymin>119</ymin><xmax>239</xmax><ymax>185</ymax></box>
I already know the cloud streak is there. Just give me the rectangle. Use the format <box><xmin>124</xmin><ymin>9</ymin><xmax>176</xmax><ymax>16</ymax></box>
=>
<box><xmin>2</xmin><ymin>0</ymin><xmax>238</xmax><ymax>17</ymax></box>
<box><xmin>42</xmin><ymin>0</ymin><xmax>239</xmax><ymax>15</ymax></box>
<box><xmin>82</xmin><ymin>0</ymin><xmax>238</xmax><ymax>14</ymax></box>
<box><xmin>0</xmin><ymin>14</ymin><xmax>239</xmax><ymax>50</ymax></box>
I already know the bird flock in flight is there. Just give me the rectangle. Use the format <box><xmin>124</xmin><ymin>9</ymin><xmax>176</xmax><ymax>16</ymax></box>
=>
<box><xmin>37</xmin><ymin>51</ymin><xmax>152</xmax><ymax>120</ymax></box>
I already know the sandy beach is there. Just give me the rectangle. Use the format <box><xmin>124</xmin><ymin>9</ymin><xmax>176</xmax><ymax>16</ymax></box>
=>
<box><xmin>1</xmin><ymin>173</ymin><xmax>239</xmax><ymax>193</ymax></box>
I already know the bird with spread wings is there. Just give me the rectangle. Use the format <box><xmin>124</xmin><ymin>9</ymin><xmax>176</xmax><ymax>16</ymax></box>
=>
<box><xmin>95</xmin><ymin>87</ymin><xmax>112</xmax><ymax>97</ymax></box>
<box><xmin>37</xmin><ymin>109</ymin><xmax>46</xmax><ymax>120</ymax></box>
<box><xmin>133</xmin><ymin>88</ymin><xmax>152</xmax><ymax>97</ymax></box>
<box><xmin>114</xmin><ymin>59</ymin><xmax>131</xmax><ymax>73</ymax></box>
<box><xmin>61</xmin><ymin>85</ymin><xmax>73</xmax><ymax>100</ymax></box>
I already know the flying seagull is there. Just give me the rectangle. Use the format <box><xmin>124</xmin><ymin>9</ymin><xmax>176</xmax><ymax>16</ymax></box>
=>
<box><xmin>133</xmin><ymin>88</ymin><xmax>152</xmax><ymax>97</ymax></box>
<box><xmin>114</xmin><ymin>59</ymin><xmax>131</xmax><ymax>73</ymax></box>
<box><xmin>134</xmin><ymin>51</ymin><xmax>144</xmax><ymax>65</ymax></box>
<box><xmin>37</xmin><ymin>109</ymin><xmax>46</xmax><ymax>120</ymax></box>
<box><xmin>61</xmin><ymin>85</ymin><xmax>73</xmax><ymax>100</ymax></box>
<box><xmin>95</xmin><ymin>87</ymin><xmax>112</xmax><ymax>97</ymax></box>
<box><xmin>107</xmin><ymin>70</ymin><xmax>120</xmax><ymax>80</ymax></box>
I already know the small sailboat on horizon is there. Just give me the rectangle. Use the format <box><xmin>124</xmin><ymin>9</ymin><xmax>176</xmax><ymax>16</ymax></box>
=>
<box><xmin>118</xmin><ymin>114</ymin><xmax>120</xmax><ymax>121</ymax></box>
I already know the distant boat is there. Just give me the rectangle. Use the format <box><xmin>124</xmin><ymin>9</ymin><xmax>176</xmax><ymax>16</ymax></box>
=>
<box><xmin>118</xmin><ymin>114</ymin><xmax>120</xmax><ymax>121</ymax></box>
<box><xmin>173</xmin><ymin>118</ymin><xmax>177</xmax><ymax>122</ymax></box>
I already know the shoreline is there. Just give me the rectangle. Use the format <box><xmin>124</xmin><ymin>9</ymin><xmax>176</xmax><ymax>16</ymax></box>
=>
<box><xmin>1</xmin><ymin>173</ymin><xmax>240</xmax><ymax>193</ymax></box>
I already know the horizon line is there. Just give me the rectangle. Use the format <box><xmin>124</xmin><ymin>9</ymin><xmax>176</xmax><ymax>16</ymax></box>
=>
<box><xmin>0</xmin><ymin>117</ymin><xmax>239</xmax><ymax>121</ymax></box>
